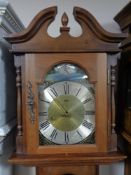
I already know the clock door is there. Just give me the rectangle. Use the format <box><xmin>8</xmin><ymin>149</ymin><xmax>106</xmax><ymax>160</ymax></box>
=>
<box><xmin>23</xmin><ymin>53</ymin><xmax>108</xmax><ymax>154</ymax></box>
<box><xmin>38</xmin><ymin>65</ymin><xmax>95</xmax><ymax>145</ymax></box>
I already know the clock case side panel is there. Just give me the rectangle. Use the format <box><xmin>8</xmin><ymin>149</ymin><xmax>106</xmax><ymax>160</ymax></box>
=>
<box><xmin>20</xmin><ymin>53</ymin><xmax>108</xmax><ymax>155</ymax></box>
<box><xmin>22</xmin><ymin>54</ymin><xmax>39</xmax><ymax>154</ymax></box>
<box><xmin>14</xmin><ymin>54</ymin><xmax>39</xmax><ymax>154</ymax></box>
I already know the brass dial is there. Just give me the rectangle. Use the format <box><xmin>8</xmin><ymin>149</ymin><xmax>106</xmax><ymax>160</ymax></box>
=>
<box><xmin>39</xmin><ymin>81</ymin><xmax>95</xmax><ymax>144</ymax></box>
<box><xmin>48</xmin><ymin>95</ymin><xmax>84</xmax><ymax>131</ymax></box>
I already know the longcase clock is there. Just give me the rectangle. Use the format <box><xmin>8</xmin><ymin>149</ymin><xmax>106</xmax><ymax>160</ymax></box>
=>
<box><xmin>5</xmin><ymin>6</ymin><xmax>127</xmax><ymax>175</ymax></box>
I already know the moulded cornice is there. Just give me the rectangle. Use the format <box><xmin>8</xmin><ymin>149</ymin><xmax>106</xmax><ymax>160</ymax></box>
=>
<box><xmin>5</xmin><ymin>6</ymin><xmax>128</xmax><ymax>53</ymax></box>
<box><xmin>73</xmin><ymin>7</ymin><xmax>127</xmax><ymax>43</ymax></box>
<box><xmin>5</xmin><ymin>6</ymin><xmax>57</xmax><ymax>42</ymax></box>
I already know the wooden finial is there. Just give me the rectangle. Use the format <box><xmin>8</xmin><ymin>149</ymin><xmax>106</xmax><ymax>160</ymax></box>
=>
<box><xmin>60</xmin><ymin>12</ymin><xmax>70</xmax><ymax>33</ymax></box>
<box><xmin>61</xmin><ymin>12</ymin><xmax>68</xmax><ymax>27</ymax></box>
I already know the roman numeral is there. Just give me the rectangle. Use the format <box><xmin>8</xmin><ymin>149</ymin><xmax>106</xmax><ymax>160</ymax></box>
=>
<box><xmin>39</xmin><ymin>92</ymin><xmax>50</xmax><ymax>104</ymax></box>
<box><xmin>40</xmin><ymin>121</ymin><xmax>50</xmax><ymax>130</ymax></box>
<box><xmin>82</xmin><ymin>98</ymin><xmax>92</xmax><ymax>104</ymax></box>
<box><xmin>50</xmin><ymin>87</ymin><xmax>58</xmax><ymax>97</ymax></box>
<box><xmin>40</xmin><ymin>99</ymin><xmax>50</xmax><ymax>104</ymax></box>
<box><xmin>50</xmin><ymin>129</ymin><xmax>57</xmax><ymax>140</ymax></box>
<box><xmin>77</xmin><ymin>130</ymin><xmax>83</xmax><ymax>140</ymax></box>
<box><xmin>64</xmin><ymin>82</ymin><xmax>69</xmax><ymax>94</ymax></box>
<box><xmin>39</xmin><ymin>112</ymin><xmax>48</xmax><ymax>116</ymax></box>
<box><xmin>82</xmin><ymin>120</ymin><xmax>93</xmax><ymax>129</ymax></box>
<box><xmin>76</xmin><ymin>87</ymin><xmax>81</xmax><ymax>96</ymax></box>
<box><xmin>85</xmin><ymin>111</ymin><xmax>95</xmax><ymax>115</ymax></box>
<box><xmin>65</xmin><ymin>132</ymin><xmax>69</xmax><ymax>144</ymax></box>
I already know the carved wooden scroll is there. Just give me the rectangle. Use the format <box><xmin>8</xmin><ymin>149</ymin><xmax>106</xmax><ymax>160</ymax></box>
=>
<box><xmin>27</xmin><ymin>81</ymin><xmax>35</xmax><ymax>124</ymax></box>
<box><xmin>5</xmin><ymin>7</ymin><xmax>127</xmax><ymax>53</ymax></box>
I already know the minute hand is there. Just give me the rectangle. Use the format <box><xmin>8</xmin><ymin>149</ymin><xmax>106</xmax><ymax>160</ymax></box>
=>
<box><xmin>54</xmin><ymin>100</ymin><xmax>68</xmax><ymax>114</ymax></box>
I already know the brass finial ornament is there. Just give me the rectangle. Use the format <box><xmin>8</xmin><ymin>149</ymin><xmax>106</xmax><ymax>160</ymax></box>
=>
<box><xmin>60</xmin><ymin>12</ymin><xmax>70</xmax><ymax>32</ymax></box>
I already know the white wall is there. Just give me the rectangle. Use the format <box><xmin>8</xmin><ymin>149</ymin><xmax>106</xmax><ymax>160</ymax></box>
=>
<box><xmin>7</xmin><ymin>0</ymin><xmax>129</xmax><ymax>175</ymax></box>
<box><xmin>9</xmin><ymin>0</ymin><xmax>129</xmax><ymax>32</ymax></box>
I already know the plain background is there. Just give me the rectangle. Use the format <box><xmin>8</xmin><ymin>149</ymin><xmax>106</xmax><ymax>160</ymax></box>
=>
<box><xmin>9</xmin><ymin>0</ymin><xmax>129</xmax><ymax>33</ymax></box>
<box><xmin>7</xmin><ymin>0</ymin><xmax>129</xmax><ymax>175</ymax></box>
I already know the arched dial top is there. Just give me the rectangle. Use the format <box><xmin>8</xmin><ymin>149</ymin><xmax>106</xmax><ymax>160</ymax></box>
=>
<box><xmin>5</xmin><ymin>6</ymin><xmax>127</xmax><ymax>52</ymax></box>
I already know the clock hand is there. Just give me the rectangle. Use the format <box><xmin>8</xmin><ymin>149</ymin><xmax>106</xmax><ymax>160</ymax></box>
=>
<box><xmin>54</xmin><ymin>100</ymin><xmax>68</xmax><ymax>115</ymax></box>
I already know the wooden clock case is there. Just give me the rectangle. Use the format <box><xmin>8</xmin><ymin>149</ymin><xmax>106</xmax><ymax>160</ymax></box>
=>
<box><xmin>5</xmin><ymin>6</ymin><xmax>127</xmax><ymax>175</ymax></box>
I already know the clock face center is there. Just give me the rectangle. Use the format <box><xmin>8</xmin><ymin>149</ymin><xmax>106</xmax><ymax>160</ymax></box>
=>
<box><xmin>48</xmin><ymin>95</ymin><xmax>85</xmax><ymax>131</ymax></box>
